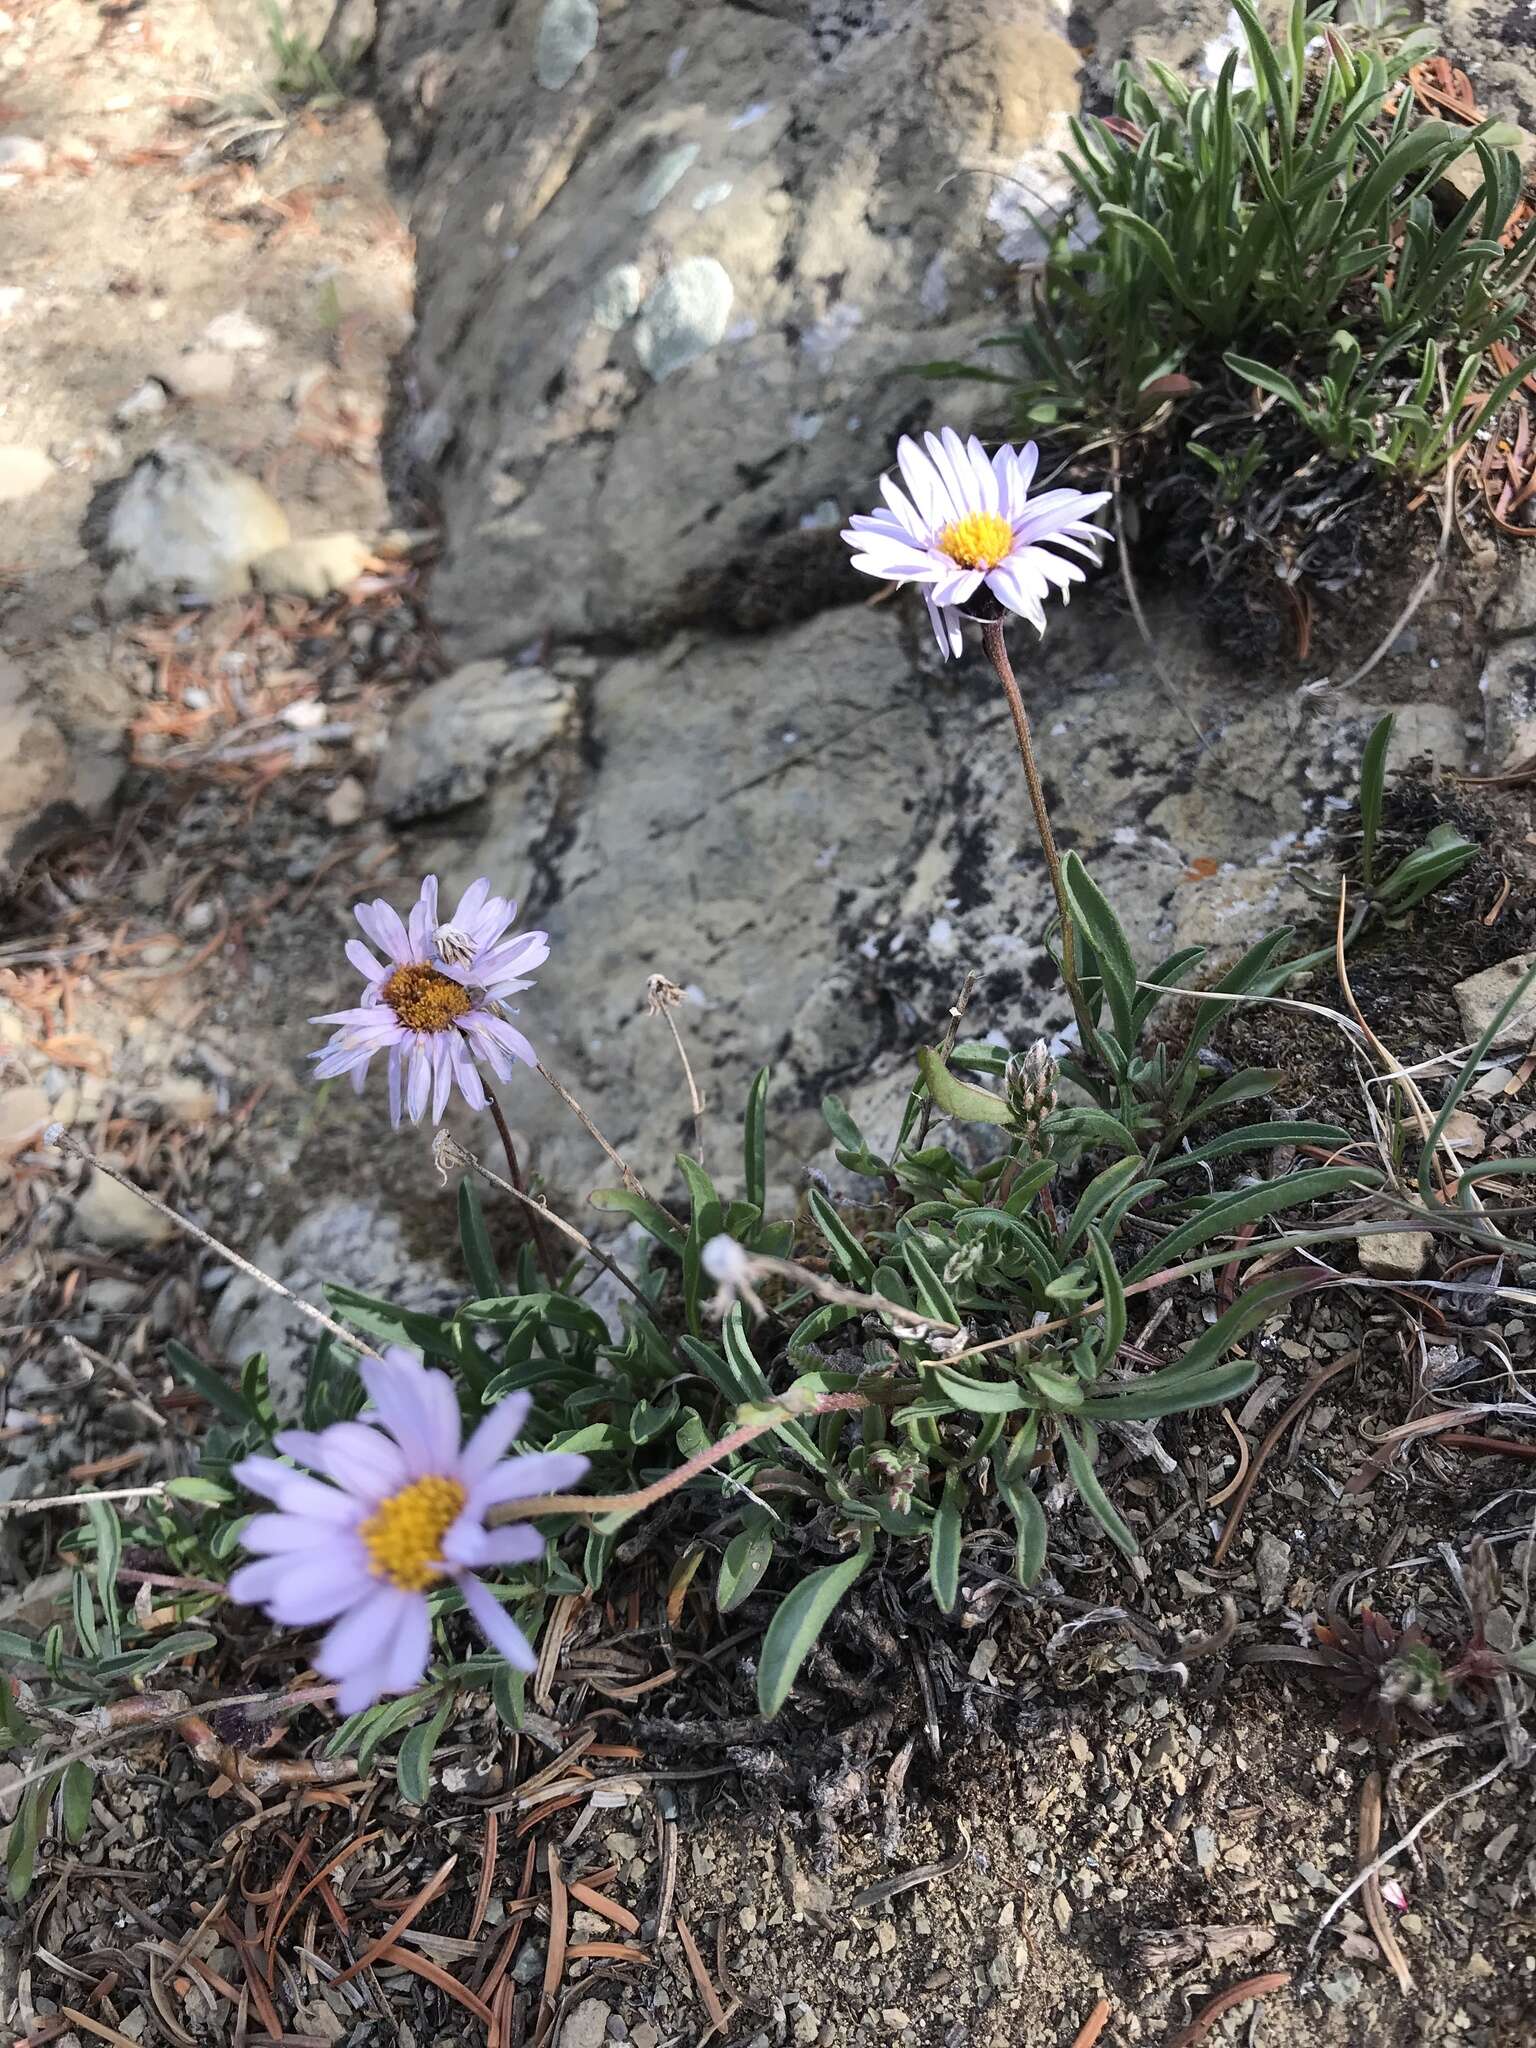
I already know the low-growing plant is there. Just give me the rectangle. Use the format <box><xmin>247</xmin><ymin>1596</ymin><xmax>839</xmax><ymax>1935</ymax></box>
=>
<box><xmin>5</xmin><ymin>418</ymin><xmax>1530</xmax><ymax>1903</ymax></box>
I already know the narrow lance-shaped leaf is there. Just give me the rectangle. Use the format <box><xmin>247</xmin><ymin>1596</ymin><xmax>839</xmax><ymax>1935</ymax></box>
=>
<box><xmin>757</xmin><ymin>1533</ymin><xmax>875</xmax><ymax>1717</ymax></box>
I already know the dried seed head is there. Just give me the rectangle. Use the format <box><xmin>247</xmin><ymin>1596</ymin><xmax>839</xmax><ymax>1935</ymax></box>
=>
<box><xmin>1006</xmin><ymin>1039</ymin><xmax>1058</xmax><ymax>1144</ymax></box>
<box><xmin>432</xmin><ymin>921</ymin><xmax>478</xmax><ymax>969</ymax></box>
<box><xmin>645</xmin><ymin>973</ymin><xmax>685</xmax><ymax>1016</ymax></box>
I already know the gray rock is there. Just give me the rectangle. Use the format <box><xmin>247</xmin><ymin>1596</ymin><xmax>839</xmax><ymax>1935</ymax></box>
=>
<box><xmin>0</xmin><ymin>134</ymin><xmax>45</xmax><ymax>174</ymax></box>
<box><xmin>634</xmin><ymin>257</ymin><xmax>734</xmax><ymax>381</ymax></box>
<box><xmin>1254</xmin><ymin>1532</ymin><xmax>1292</xmax><ymax>1612</ymax></box>
<box><xmin>91</xmin><ymin>439</ymin><xmax>291</xmax><ymax>612</ymax></box>
<box><xmin>154</xmin><ymin>348</ymin><xmax>238</xmax><ymax>401</ymax></box>
<box><xmin>114</xmin><ymin>380</ymin><xmax>170</xmax><ymax>425</ymax></box>
<box><xmin>0</xmin><ymin>444</ymin><xmax>54</xmax><ymax>502</ymax></box>
<box><xmin>368</xmin><ymin>0</ymin><xmax>1086</xmax><ymax>655</ymax></box>
<box><xmin>70</xmin><ymin>1169</ymin><xmax>176</xmax><ymax>1251</ymax></box>
<box><xmin>0</xmin><ymin>1084</ymin><xmax>49</xmax><ymax>1153</ymax></box>
<box><xmin>373</xmin><ymin>659</ymin><xmax>576</xmax><ymax>821</ymax></box>
<box><xmin>1357</xmin><ymin>1229</ymin><xmax>1429</xmax><ymax>1281</ymax></box>
<box><xmin>252</xmin><ymin>531</ymin><xmax>371</xmax><ymax>599</ymax></box>
<box><xmin>203</xmin><ymin>309</ymin><xmax>272</xmax><ymax>352</ymax></box>
<box><xmin>209</xmin><ymin>1198</ymin><xmax>462</xmax><ymax>1412</ymax></box>
<box><xmin>1453</xmin><ymin>952</ymin><xmax>1536</xmax><ymax>1050</ymax></box>
<box><xmin>592</xmin><ymin>263</ymin><xmax>644</xmax><ymax>331</ymax></box>
<box><xmin>534</xmin><ymin>0</ymin><xmax>597</xmax><ymax>89</ymax></box>
<box><xmin>630</xmin><ymin>141</ymin><xmax>699</xmax><ymax>217</ymax></box>
<box><xmin>560</xmin><ymin>2001</ymin><xmax>612</xmax><ymax>2048</ymax></box>
<box><xmin>392</xmin><ymin>593</ymin><xmax>1404</xmax><ymax>1201</ymax></box>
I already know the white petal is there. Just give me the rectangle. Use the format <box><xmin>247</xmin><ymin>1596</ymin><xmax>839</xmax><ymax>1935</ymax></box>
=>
<box><xmin>458</xmin><ymin>1571</ymin><xmax>538</xmax><ymax>1672</ymax></box>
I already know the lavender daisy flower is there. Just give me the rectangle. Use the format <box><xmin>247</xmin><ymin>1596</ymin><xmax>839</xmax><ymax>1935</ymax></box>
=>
<box><xmin>229</xmin><ymin>1345</ymin><xmax>588</xmax><ymax>1713</ymax></box>
<box><xmin>311</xmin><ymin>875</ymin><xmax>548</xmax><ymax>1125</ymax></box>
<box><xmin>841</xmin><ymin>428</ymin><xmax>1111</xmax><ymax>660</ymax></box>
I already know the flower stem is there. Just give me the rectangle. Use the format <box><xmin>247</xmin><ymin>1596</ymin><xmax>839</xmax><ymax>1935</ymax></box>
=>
<box><xmin>486</xmin><ymin>1092</ymin><xmax>561</xmax><ymax>1285</ymax></box>
<box><xmin>980</xmin><ymin>619</ymin><xmax>1095</xmax><ymax>1051</ymax></box>
<box><xmin>535</xmin><ymin>1057</ymin><xmax>650</xmax><ymax>1198</ymax></box>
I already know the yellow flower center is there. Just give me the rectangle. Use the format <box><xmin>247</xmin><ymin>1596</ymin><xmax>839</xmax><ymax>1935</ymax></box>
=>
<box><xmin>935</xmin><ymin>510</ymin><xmax>1013</xmax><ymax>571</ymax></box>
<box><xmin>381</xmin><ymin>962</ymin><xmax>473</xmax><ymax>1034</ymax></box>
<box><xmin>360</xmin><ymin>1475</ymin><xmax>467</xmax><ymax>1592</ymax></box>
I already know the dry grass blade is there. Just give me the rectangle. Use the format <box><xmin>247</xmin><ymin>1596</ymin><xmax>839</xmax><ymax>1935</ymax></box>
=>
<box><xmin>332</xmin><ymin>1851</ymin><xmax>457</xmax><ymax>1984</ymax></box>
<box><xmin>565</xmin><ymin>1941</ymin><xmax>650</xmax><ymax>1963</ymax></box>
<box><xmin>266</xmin><ymin>1829</ymin><xmax>383</xmax><ymax>1955</ymax></box>
<box><xmin>1167</xmin><ymin>1973</ymin><xmax>1292</xmax><ymax>2046</ymax></box>
<box><xmin>675</xmin><ymin>1912</ymin><xmax>728</xmax><ymax>2031</ymax></box>
<box><xmin>1358</xmin><ymin>1771</ymin><xmax>1414</xmax><ymax>1993</ymax></box>
<box><xmin>537</xmin><ymin>1846</ymin><xmax>569</xmax><ymax>2042</ymax></box>
<box><xmin>470</xmin><ymin>1812</ymin><xmax>498</xmax><ymax>1942</ymax></box>
<box><xmin>1212</xmin><ymin>1352</ymin><xmax>1359</xmax><ymax>1564</ymax></box>
<box><xmin>1208</xmin><ymin>1406</ymin><xmax>1251</xmax><ymax>1509</ymax></box>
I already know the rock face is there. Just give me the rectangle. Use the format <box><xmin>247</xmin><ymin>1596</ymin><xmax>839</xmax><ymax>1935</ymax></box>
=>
<box><xmin>350</xmin><ymin>0</ymin><xmax>1501</xmax><ymax>1204</ymax></box>
<box><xmin>370</xmin><ymin>0</ymin><xmax>1085</xmax><ymax>656</ymax></box>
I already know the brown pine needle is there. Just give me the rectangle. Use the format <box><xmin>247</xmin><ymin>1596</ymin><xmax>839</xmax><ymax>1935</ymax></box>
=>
<box><xmin>469</xmin><ymin>1812</ymin><xmax>498</xmax><ymax>1942</ymax></box>
<box><xmin>1070</xmin><ymin>1997</ymin><xmax>1113</xmax><ymax>2048</ymax></box>
<box><xmin>676</xmin><ymin>1912</ymin><xmax>728</xmax><ymax>2031</ymax></box>
<box><xmin>1167</xmin><ymin>1971</ymin><xmax>1292</xmax><ymax>2047</ymax></box>
<box><xmin>566</xmin><ymin>1881</ymin><xmax>642</xmax><ymax>1935</ymax></box>
<box><xmin>333</xmin><ymin>1852</ymin><xmax>458</xmax><ymax>1984</ymax></box>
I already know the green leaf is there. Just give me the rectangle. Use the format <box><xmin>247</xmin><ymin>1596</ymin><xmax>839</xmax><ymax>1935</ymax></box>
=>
<box><xmin>808</xmin><ymin>1188</ymin><xmax>874</xmax><ymax>1288</ymax></box>
<box><xmin>1223</xmin><ymin>352</ymin><xmax>1312</xmax><ymax>415</ymax></box>
<box><xmin>1060</xmin><ymin>1420</ymin><xmax>1137</xmax><ymax>1559</ymax></box>
<box><xmin>1125</xmin><ymin>1165</ymin><xmax>1376</xmax><ymax>1282</ymax></box>
<box><xmin>998</xmin><ymin>1450</ymin><xmax>1048</xmax><ymax>1589</ymax></box>
<box><xmin>821</xmin><ymin>1094</ymin><xmax>887</xmax><ymax>1175</ymax></box>
<box><xmin>6</xmin><ymin>1777</ymin><xmax>48</xmax><ymax>1900</ymax></box>
<box><xmin>718</xmin><ymin>1523</ymin><xmax>775</xmax><ymax>1613</ymax></box>
<box><xmin>395</xmin><ymin>1695</ymin><xmax>453</xmax><ymax>1804</ymax></box>
<box><xmin>1358</xmin><ymin>712</ymin><xmax>1393</xmax><ymax>889</ymax></box>
<box><xmin>1420</xmin><ymin>956</ymin><xmax>1536</xmax><ymax>1205</ymax></box>
<box><xmin>930</xmin><ymin>1364</ymin><xmax>1029</xmax><ymax>1414</ymax></box>
<box><xmin>1061</xmin><ymin>853</ymin><xmax>1140</xmax><ymax>1050</ymax></box>
<box><xmin>492</xmin><ymin>1662</ymin><xmax>527</xmax><ymax>1732</ymax></box>
<box><xmin>588</xmin><ymin>1187</ymin><xmax>686</xmax><ymax>1257</ymax></box>
<box><xmin>929</xmin><ymin>1470</ymin><xmax>965</xmax><ymax>1614</ymax></box>
<box><xmin>916</xmin><ymin>1047</ymin><xmax>1010</xmax><ymax>1127</ymax></box>
<box><xmin>1086</xmin><ymin>1225</ymin><xmax>1125</xmax><ymax>1378</ymax></box>
<box><xmin>743</xmin><ymin>1066</ymin><xmax>770</xmax><ymax>1213</ymax></box>
<box><xmin>165</xmin><ymin>1339</ymin><xmax>251</xmax><ymax>1425</ymax></box>
<box><xmin>1076</xmin><ymin>1271</ymin><xmax>1294</xmax><ymax>1418</ymax></box>
<box><xmin>757</xmin><ymin>1533</ymin><xmax>874</xmax><ymax>1718</ymax></box>
<box><xmin>1164</xmin><ymin>1119</ymin><xmax>1351</xmax><ymax>1174</ymax></box>
<box><xmin>165</xmin><ymin>1476</ymin><xmax>234</xmax><ymax>1506</ymax></box>
<box><xmin>458</xmin><ymin>1177</ymin><xmax>502</xmax><ymax>1300</ymax></box>
<box><xmin>1045</xmin><ymin>1105</ymin><xmax>1143</xmax><ymax>1158</ymax></box>
<box><xmin>61</xmin><ymin>1762</ymin><xmax>94</xmax><ymax>1846</ymax></box>
<box><xmin>1026</xmin><ymin>1363</ymin><xmax>1086</xmax><ymax>1409</ymax></box>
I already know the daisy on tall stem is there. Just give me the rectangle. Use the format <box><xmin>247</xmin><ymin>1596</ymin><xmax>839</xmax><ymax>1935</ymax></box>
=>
<box><xmin>843</xmin><ymin>428</ymin><xmax>1111</xmax><ymax>1046</ymax></box>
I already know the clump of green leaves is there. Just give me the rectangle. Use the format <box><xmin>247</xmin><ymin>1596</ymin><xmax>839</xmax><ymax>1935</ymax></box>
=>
<box><xmin>264</xmin><ymin>2</ymin><xmax>350</xmax><ymax>102</ymax></box>
<box><xmin>957</xmin><ymin>0</ymin><xmax>1536</xmax><ymax>524</ymax></box>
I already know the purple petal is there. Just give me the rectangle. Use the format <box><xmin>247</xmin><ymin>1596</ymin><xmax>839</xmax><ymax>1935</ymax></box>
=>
<box><xmin>895</xmin><ymin>435</ymin><xmax>948</xmax><ymax>526</ymax></box>
<box><xmin>265</xmin><ymin>1555</ymin><xmax>376</xmax><ymax>1627</ymax></box>
<box><xmin>313</xmin><ymin>1421</ymin><xmax>410</xmax><ymax>1500</ymax></box>
<box><xmin>408</xmin><ymin>875</ymin><xmax>439</xmax><ymax>955</ymax></box>
<box><xmin>315</xmin><ymin>1581</ymin><xmax>413</xmax><ymax>1681</ymax></box>
<box><xmin>450</xmin><ymin>1033</ymin><xmax>488</xmax><ymax>1111</ymax></box>
<box><xmin>355</xmin><ymin>898</ymin><xmax>412</xmax><ymax>964</ymax></box>
<box><xmin>964</xmin><ymin>434</ymin><xmax>999</xmax><ymax>513</ymax></box>
<box><xmin>468</xmin><ymin>1449</ymin><xmax>589</xmax><ymax>1513</ymax></box>
<box><xmin>458</xmin><ymin>1571</ymin><xmax>538</xmax><ymax>1672</ymax></box>
<box><xmin>387</xmin><ymin>1043</ymin><xmax>404</xmax><ymax>1126</ymax></box>
<box><xmin>240</xmin><ymin>1512</ymin><xmax>357</xmax><ymax>1556</ymax></box>
<box><xmin>345</xmin><ymin>939</ymin><xmax>387</xmax><ymax>984</ymax></box>
<box><xmin>876</xmin><ymin>471</ymin><xmax>926</xmax><ymax>539</ymax></box>
<box><xmin>443</xmin><ymin>1520</ymin><xmax>546</xmax><ymax>1569</ymax></box>
<box><xmin>383</xmin><ymin>1595</ymin><xmax>432</xmax><ymax>1694</ymax></box>
<box><xmin>232</xmin><ymin>1457</ymin><xmax>362</xmax><ymax>1524</ymax></box>
<box><xmin>358</xmin><ymin>1354</ymin><xmax>457</xmax><ymax>1477</ymax></box>
<box><xmin>406</xmin><ymin>1040</ymin><xmax>431</xmax><ymax>1123</ymax></box>
<box><xmin>431</xmin><ymin>1032</ymin><xmax>453</xmax><ymax>1125</ymax></box>
<box><xmin>457</xmin><ymin>1392</ymin><xmax>533</xmax><ymax>1483</ymax></box>
<box><xmin>335</xmin><ymin>1656</ymin><xmax>392</xmax><ymax>1716</ymax></box>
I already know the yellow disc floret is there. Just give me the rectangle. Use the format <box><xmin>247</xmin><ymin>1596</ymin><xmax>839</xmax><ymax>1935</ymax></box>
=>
<box><xmin>381</xmin><ymin>962</ymin><xmax>474</xmax><ymax>1034</ymax></box>
<box><xmin>361</xmin><ymin>1475</ymin><xmax>467</xmax><ymax>1591</ymax></box>
<box><xmin>935</xmin><ymin>510</ymin><xmax>1013</xmax><ymax>571</ymax></box>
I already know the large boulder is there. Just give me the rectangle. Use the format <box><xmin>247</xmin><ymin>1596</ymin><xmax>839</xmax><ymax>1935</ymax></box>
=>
<box><xmin>370</xmin><ymin>0</ymin><xmax>1087</xmax><ymax>656</ymax></box>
